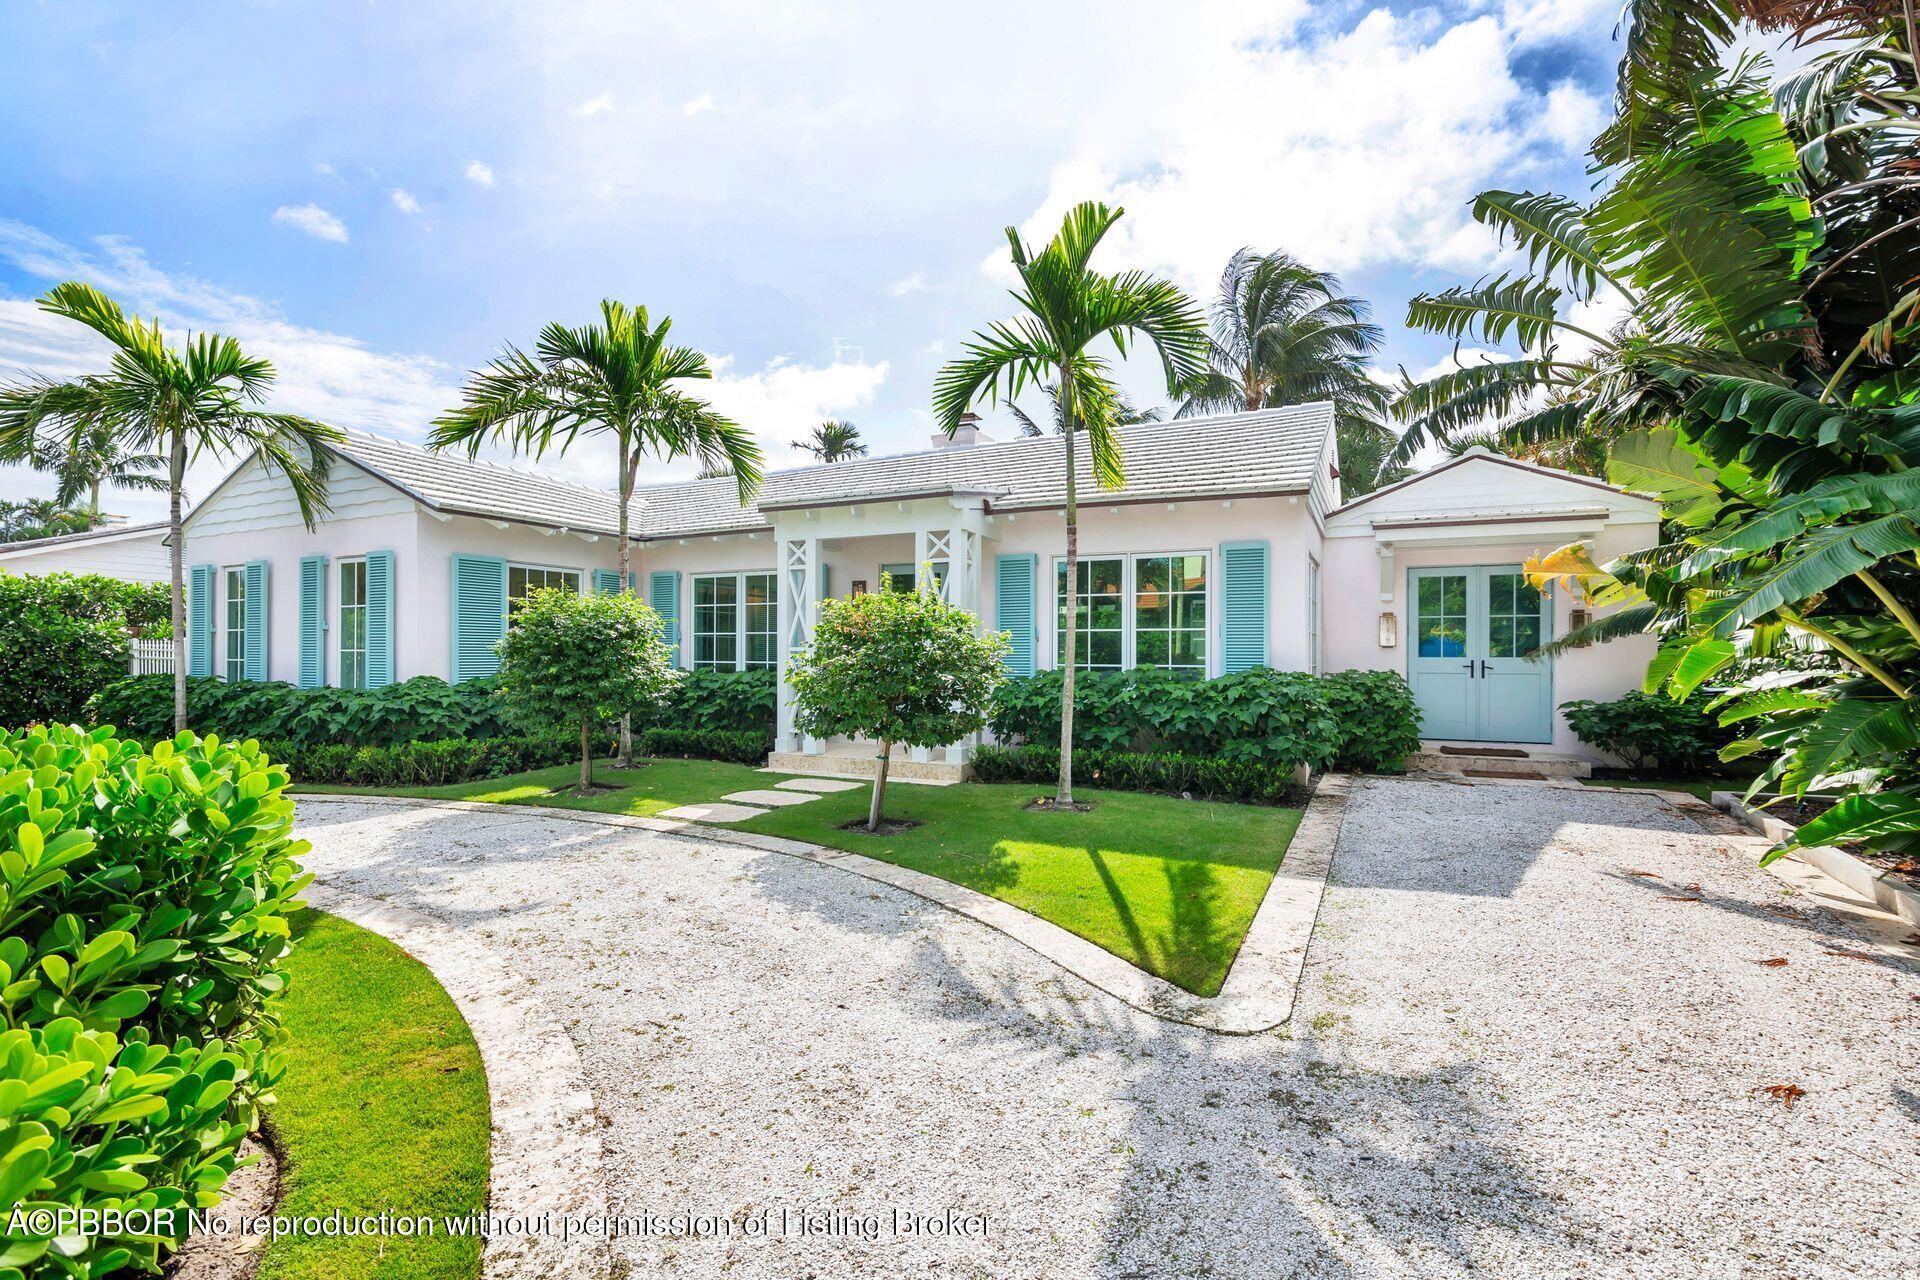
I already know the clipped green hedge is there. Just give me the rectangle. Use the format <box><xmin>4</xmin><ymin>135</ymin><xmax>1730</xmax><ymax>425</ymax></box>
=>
<box><xmin>1561</xmin><ymin>691</ymin><xmax>1736</xmax><ymax>773</ymax></box>
<box><xmin>259</xmin><ymin>732</ymin><xmax>583</xmax><ymax>788</ymax></box>
<box><xmin>88</xmin><ymin>674</ymin><xmax>518</xmax><ymax>748</ymax></box>
<box><xmin>632</xmin><ymin>668</ymin><xmax>776</xmax><ymax>738</ymax></box>
<box><xmin>971</xmin><ymin>744</ymin><xmax>1302</xmax><ymax>805</ymax></box>
<box><xmin>637</xmin><ymin>728</ymin><xmax>769</xmax><ymax>765</ymax></box>
<box><xmin>0</xmin><ymin>572</ymin><xmax>175</xmax><ymax>729</ymax></box>
<box><xmin>0</xmin><ymin>724</ymin><xmax>309</xmax><ymax>1277</ymax></box>
<box><xmin>988</xmin><ymin>667</ymin><xmax>1421</xmax><ymax>773</ymax></box>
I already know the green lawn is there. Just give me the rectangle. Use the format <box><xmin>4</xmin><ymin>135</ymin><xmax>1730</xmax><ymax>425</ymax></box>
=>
<box><xmin>298</xmin><ymin>760</ymin><xmax>1301</xmax><ymax>996</ymax></box>
<box><xmin>260</xmin><ymin>910</ymin><xmax>489</xmax><ymax>1280</ymax></box>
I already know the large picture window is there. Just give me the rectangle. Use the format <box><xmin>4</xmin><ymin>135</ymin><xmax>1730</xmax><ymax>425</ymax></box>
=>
<box><xmin>223</xmin><ymin>566</ymin><xmax>246</xmax><ymax>681</ymax></box>
<box><xmin>694</xmin><ymin>571</ymin><xmax>778</xmax><ymax>670</ymax></box>
<box><xmin>338</xmin><ymin>557</ymin><xmax>368</xmax><ymax>690</ymax></box>
<box><xmin>1055</xmin><ymin>553</ymin><xmax>1209</xmax><ymax>672</ymax></box>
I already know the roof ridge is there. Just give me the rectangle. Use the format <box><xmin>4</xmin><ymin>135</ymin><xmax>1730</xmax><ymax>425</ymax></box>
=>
<box><xmin>337</xmin><ymin>428</ymin><xmax>622</xmax><ymax>501</ymax></box>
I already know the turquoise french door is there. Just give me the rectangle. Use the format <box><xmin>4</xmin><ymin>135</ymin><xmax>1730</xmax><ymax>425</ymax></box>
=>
<box><xmin>1408</xmin><ymin>566</ymin><xmax>1553</xmax><ymax>743</ymax></box>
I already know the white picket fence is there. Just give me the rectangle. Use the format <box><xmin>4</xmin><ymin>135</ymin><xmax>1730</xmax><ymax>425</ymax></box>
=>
<box><xmin>129</xmin><ymin>637</ymin><xmax>176</xmax><ymax>676</ymax></box>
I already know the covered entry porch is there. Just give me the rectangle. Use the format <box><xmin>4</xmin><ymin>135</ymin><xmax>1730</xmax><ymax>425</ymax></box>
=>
<box><xmin>769</xmin><ymin>494</ymin><xmax>993</xmax><ymax>774</ymax></box>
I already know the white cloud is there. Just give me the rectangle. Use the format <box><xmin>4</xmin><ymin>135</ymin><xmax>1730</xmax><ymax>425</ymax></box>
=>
<box><xmin>465</xmin><ymin>160</ymin><xmax>496</xmax><ymax>187</ymax></box>
<box><xmin>1540</xmin><ymin>81</ymin><xmax>1606</xmax><ymax>153</ymax></box>
<box><xmin>390</xmin><ymin>188</ymin><xmax>423</xmax><ymax>215</ymax></box>
<box><xmin>271</xmin><ymin>203</ymin><xmax>348</xmax><ymax>244</ymax></box>
<box><xmin>680</xmin><ymin>92</ymin><xmax>716</xmax><ymax>117</ymax></box>
<box><xmin>698</xmin><ymin>353</ymin><xmax>889</xmax><ymax>459</ymax></box>
<box><xmin>0</xmin><ymin>221</ymin><xmax>461</xmax><ymax>517</ymax></box>
<box><xmin>576</xmin><ymin>91</ymin><xmax>615</xmax><ymax>117</ymax></box>
<box><xmin>886</xmin><ymin>271</ymin><xmax>927</xmax><ymax>297</ymax></box>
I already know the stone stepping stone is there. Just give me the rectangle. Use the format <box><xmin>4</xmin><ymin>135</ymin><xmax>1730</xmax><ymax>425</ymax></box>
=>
<box><xmin>722</xmin><ymin>789</ymin><xmax>821</xmax><ymax>808</ymax></box>
<box><xmin>775</xmin><ymin>778</ymin><xmax>865</xmax><ymax>793</ymax></box>
<box><xmin>656</xmin><ymin>802</ymin><xmax>770</xmax><ymax>823</ymax></box>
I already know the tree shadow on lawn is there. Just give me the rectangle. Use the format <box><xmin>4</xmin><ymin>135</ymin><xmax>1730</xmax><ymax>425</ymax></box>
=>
<box><xmin>745</xmin><ymin>862</ymin><xmax>1571</xmax><ymax>1277</ymax></box>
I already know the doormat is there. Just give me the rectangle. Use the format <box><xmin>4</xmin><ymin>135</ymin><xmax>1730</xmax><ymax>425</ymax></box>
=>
<box><xmin>1438</xmin><ymin>745</ymin><xmax>1529</xmax><ymax>758</ymax></box>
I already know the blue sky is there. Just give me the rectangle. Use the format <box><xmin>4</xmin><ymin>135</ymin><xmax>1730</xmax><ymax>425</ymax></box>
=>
<box><xmin>0</xmin><ymin>0</ymin><xmax>1628</xmax><ymax>518</ymax></box>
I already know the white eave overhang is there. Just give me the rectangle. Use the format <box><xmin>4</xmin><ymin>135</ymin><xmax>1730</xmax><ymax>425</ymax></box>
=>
<box><xmin>1364</xmin><ymin>505</ymin><xmax>1613</xmax><ymax>548</ymax></box>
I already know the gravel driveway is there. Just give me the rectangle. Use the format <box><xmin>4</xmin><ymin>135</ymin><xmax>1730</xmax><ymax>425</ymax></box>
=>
<box><xmin>297</xmin><ymin>778</ymin><xmax>1920</xmax><ymax>1279</ymax></box>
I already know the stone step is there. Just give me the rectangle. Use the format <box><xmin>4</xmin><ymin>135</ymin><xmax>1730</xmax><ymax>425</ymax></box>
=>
<box><xmin>765</xmin><ymin>749</ymin><xmax>969</xmax><ymax>784</ymax></box>
<box><xmin>1407</xmin><ymin>746</ymin><xmax>1593</xmax><ymax>779</ymax></box>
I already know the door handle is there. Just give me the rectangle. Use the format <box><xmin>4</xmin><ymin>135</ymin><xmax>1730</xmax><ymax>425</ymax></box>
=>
<box><xmin>1462</xmin><ymin>661</ymin><xmax>1476</xmax><ymax>677</ymax></box>
<box><xmin>1477</xmin><ymin>660</ymin><xmax>1491</xmax><ymax>679</ymax></box>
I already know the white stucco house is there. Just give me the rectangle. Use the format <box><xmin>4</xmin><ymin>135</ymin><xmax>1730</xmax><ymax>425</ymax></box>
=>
<box><xmin>0</xmin><ymin>519</ymin><xmax>170</xmax><ymax>582</ymax></box>
<box><xmin>166</xmin><ymin>403</ymin><xmax>1659</xmax><ymax>770</ymax></box>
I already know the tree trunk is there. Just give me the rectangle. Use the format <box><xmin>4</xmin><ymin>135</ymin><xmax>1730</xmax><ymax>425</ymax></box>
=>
<box><xmin>867</xmin><ymin>739</ymin><xmax>892</xmax><ymax>833</ymax></box>
<box><xmin>1057</xmin><ymin>375</ymin><xmax>1078</xmax><ymax>807</ymax></box>
<box><xmin>89</xmin><ymin>478</ymin><xmax>102</xmax><ymax>519</ymax></box>
<box><xmin>581</xmin><ymin>719</ymin><xmax>593</xmax><ymax>792</ymax></box>
<box><xmin>616</xmin><ymin>437</ymin><xmax>636</xmax><ymax>768</ymax></box>
<box><xmin>168</xmin><ymin>431</ymin><xmax>188</xmax><ymax>736</ymax></box>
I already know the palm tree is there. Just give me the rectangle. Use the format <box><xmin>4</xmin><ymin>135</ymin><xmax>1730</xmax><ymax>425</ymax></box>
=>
<box><xmin>1180</xmin><ymin>249</ymin><xmax>1401</xmax><ymax>493</ymax></box>
<box><xmin>430</xmin><ymin>300</ymin><xmax>763</xmax><ymax>766</ymax></box>
<box><xmin>47</xmin><ymin>417</ymin><xmax>168</xmax><ymax>516</ymax></box>
<box><xmin>0</xmin><ymin>282</ymin><xmax>340</xmax><ymax>732</ymax></box>
<box><xmin>0</xmin><ymin>498</ymin><xmax>95</xmax><ymax>542</ymax></box>
<box><xmin>1007</xmin><ymin>384</ymin><xmax>1162</xmax><ymax>436</ymax></box>
<box><xmin>802</xmin><ymin>419</ymin><xmax>866</xmax><ymax>462</ymax></box>
<box><xmin>934</xmin><ymin>201</ymin><xmax>1207</xmax><ymax>806</ymax></box>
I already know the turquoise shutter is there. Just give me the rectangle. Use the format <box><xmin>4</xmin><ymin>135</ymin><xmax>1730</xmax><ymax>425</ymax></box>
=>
<box><xmin>188</xmin><ymin>564</ymin><xmax>216</xmax><ymax>677</ymax></box>
<box><xmin>365</xmin><ymin>550</ymin><xmax>395</xmax><ymax>688</ymax></box>
<box><xmin>450</xmin><ymin>554</ymin><xmax>508</xmax><ymax>683</ymax></box>
<box><xmin>242</xmin><ymin>560</ymin><xmax>269</xmax><ymax>681</ymax></box>
<box><xmin>1220</xmin><ymin>541</ymin><xmax>1269</xmax><ymax>673</ymax></box>
<box><xmin>592</xmin><ymin>568</ymin><xmax>622</xmax><ymax>594</ymax></box>
<box><xmin>648</xmin><ymin>571</ymin><xmax>681</xmax><ymax>661</ymax></box>
<box><xmin>995</xmin><ymin>553</ymin><xmax>1038</xmax><ymax>677</ymax></box>
<box><xmin>298</xmin><ymin>555</ymin><xmax>328</xmax><ymax>688</ymax></box>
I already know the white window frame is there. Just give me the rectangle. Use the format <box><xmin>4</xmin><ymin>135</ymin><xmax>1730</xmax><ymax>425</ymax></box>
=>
<box><xmin>506</xmin><ymin>562</ymin><xmax>583</xmax><ymax>612</ymax></box>
<box><xmin>1307</xmin><ymin>554</ymin><xmax>1321</xmax><ymax>675</ymax></box>
<box><xmin>1048</xmin><ymin>550</ymin><xmax>1214</xmax><ymax>676</ymax></box>
<box><xmin>691</xmin><ymin>570</ymin><xmax>778</xmax><ymax>671</ymax></box>
<box><xmin>337</xmin><ymin>555</ymin><xmax>368</xmax><ymax>690</ymax></box>
<box><xmin>222</xmin><ymin>565</ymin><xmax>246</xmax><ymax>682</ymax></box>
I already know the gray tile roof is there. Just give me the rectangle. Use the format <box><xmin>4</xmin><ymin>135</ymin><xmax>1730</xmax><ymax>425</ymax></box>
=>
<box><xmin>326</xmin><ymin>402</ymin><xmax>1334</xmax><ymax>540</ymax></box>
<box><xmin>0</xmin><ymin>519</ymin><xmax>169</xmax><ymax>552</ymax></box>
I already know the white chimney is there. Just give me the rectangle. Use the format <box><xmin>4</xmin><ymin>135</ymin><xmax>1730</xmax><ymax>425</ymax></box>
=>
<box><xmin>934</xmin><ymin>411</ymin><xmax>990</xmax><ymax>450</ymax></box>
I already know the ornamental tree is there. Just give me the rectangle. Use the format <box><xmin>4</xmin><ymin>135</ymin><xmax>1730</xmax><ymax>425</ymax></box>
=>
<box><xmin>789</xmin><ymin>577</ymin><xmax>1008</xmax><ymax>832</ymax></box>
<box><xmin>495</xmin><ymin>587</ymin><xmax>679</xmax><ymax>792</ymax></box>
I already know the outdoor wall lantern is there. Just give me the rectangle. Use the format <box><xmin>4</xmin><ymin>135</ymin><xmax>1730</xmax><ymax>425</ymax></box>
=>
<box><xmin>1378</xmin><ymin>611</ymin><xmax>1397</xmax><ymax>648</ymax></box>
<box><xmin>1569</xmin><ymin>607</ymin><xmax>1590</xmax><ymax>632</ymax></box>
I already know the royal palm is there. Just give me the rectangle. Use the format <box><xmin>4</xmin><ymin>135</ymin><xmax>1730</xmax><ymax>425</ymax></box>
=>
<box><xmin>0</xmin><ymin>282</ymin><xmax>339</xmax><ymax>732</ymax></box>
<box><xmin>430</xmin><ymin>300</ymin><xmax>763</xmax><ymax>765</ymax></box>
<box><xmin>934</xmin><ymin>201</ymin><xmax>1206</xmax><ymax>805</ymax></box>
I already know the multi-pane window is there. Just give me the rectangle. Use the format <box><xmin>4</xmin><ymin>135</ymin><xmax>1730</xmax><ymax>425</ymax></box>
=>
<box><xmin>1487</xmin><ymin>572</ymin><xmax>1544</xmax><ymax>658</ymax></box>
<box><xmin>1134</xmin><ymin>554</ymin><xmax>1207</xmax><ymax>672</ymax></box>
<box><xmin>694</xmin><ymin>571</ymin><xmax>779</xmax><ymax>670</ymax></box>
<box><xmin>338</xmin><ymin>558</ymin><xmax>368</xmax><ymax>690</ymax></box>
<box><xmin>506</xmin><ymin>565</ymin><xmax>581</xmax><ymax>617</ymax></box>
<box><xmin>881</xmin><ymin>563</ymin><xmax>946</xmax><ymax>596</ymax></box>
<box><xmin>223</xmin><ymin>567</ymin><xmax>246</xmax><ymax>681</ymax></box>
<box><xmin>1416</xmin><ymin>574</ymin><xmax>1469</xmax><ymax>658</ymax></box>
<box><xmin>1055</xmin><ymin>557</ymin><xmax>1126</xmax><ymax>670</ymax></box>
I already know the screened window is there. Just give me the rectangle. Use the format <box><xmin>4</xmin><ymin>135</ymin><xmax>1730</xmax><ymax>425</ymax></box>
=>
<box><xmin>1055</xmin><ymin>557</ymin><xmax>1126</xmax><ymax>670</ymax></box>
<box><xmin>694</xmin><ymin>571</ymin><xmax>778</xmax><ymax>670</ymax></box>
<box><xmin>506</xmin><ymin>564</ymin><xmax>581</xmax><ymax>617</ymax></box>
<box><xmin>1487</xmin><ymin>572</ymin><xmax>1544</xmax><ymax>658</ymax></box>
<box><xmin>223</xmin><ymin>567</ymin><xmax>246</xmax><ymax>681</ymax></box>
<box><xmin>1133</xmin><ymin>554</ymin><xmax>1207</xmax><ymax>671</ymax></box>
<box><xmin>338</xmin><ymin>558</ymin><xmax>368</xmax><ymax>690</ymax></box>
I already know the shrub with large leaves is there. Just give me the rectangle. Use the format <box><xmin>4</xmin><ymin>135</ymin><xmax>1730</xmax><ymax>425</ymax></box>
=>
<box><xmin>0</xmin><ymin>724</ymin><xmax>308</xmax><ymax>1276</ymax></box>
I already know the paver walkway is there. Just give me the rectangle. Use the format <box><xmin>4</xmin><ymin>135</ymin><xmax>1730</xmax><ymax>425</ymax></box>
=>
<box><xmin>296</xmin><ymin>777</ymin><xmax>1919</xmax><ymax>1278</ymax></box>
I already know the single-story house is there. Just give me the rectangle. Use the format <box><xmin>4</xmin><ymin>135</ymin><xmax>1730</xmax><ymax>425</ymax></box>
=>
<box><xmin>0</xmin><ymin>519</ymin><xmax>171</xmax><ymax>582</ymax></box>
<box><xmin>169</xmin><ymin>403</ymin><xmax>1658</xmax><ymax>771</ymax></box>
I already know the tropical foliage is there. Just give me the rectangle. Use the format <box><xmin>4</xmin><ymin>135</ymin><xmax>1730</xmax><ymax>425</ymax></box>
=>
<box><xmin>1007</xmin><ymin>383</ymin><xmax>1162</xmax><ymax>436</ymax></box>
<box><xmin>788</xmin><ymin>580</ymin><xmax>1006</xmax><ymax>831</ymax></box>
<box><xmin>801</xmin><ymin>419</ymin><xmax>867</xmax><ymax>461</ymax></box>
<box><xmin>0</xmin><ymin>499</ymin><xmax>99</xmax><ymax>543</ymax></box>
<box><xmin>933</xmin><ymin>201</ymin><xmax>1208</xmax><ymax>805</ymax></box>
<box><xmin>494</xmin><ymin>587</ymin><xmax>679</xmax><ymax>791</ymax></box>
<box><xmin>44</xmin><ymin>417</ymin><xmax>168</xmax><ymax>516</ymax></box>
<box><xmin>0</xmin><ymin>724</ymin><xmax>308</xmax><ymax>1278</ymax></box>
<box><xmin>0</xmin><ymin>283</ymin><xmax>340</xmax><ymax>734</ymax></box>
<box><xmin>431</xmin><ymin>299</ymin><xmax>762</xmax><ymax>765</ymax></box>
<box><xmin>1183</xmin><ymin>247</ymin><xmax>1406</xmax><ymax>495</ymax></box>
<box><xmin>1400</xmin><ymin>1</ymin><xmax>1920</xmax><ymax>859</ymax></box>
<box><xmin>0</xmin><ymin>573</ymin><xmax>169</xmax><ymax>728</ymax></box>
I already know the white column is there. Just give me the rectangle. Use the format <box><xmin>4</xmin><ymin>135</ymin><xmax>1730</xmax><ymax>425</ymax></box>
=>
<box><xmin>777</xmin><ymin>535</ymin><xmax>821</xmax><ymax>754</ymax></box>
<box><xmin>945</xmin><ymin>527</ymin><xmax>983</xmax><ymax>764</ymax></box>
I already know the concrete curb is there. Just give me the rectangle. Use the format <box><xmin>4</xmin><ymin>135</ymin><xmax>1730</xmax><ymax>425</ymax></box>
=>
<box><xmin>302</xmin><ymin>882</ymin><xmax>613</xmax><ymax>1280</ymax></box>
<box><xmin>294</xmin><ymin>776</ymin><xmax>1353</xmax><ymax>1036</ymax></box>
<box><xmin>1713</xmin><ymin>791</ymin><xmax>1920</xmax><ymax>931</ymax></box>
